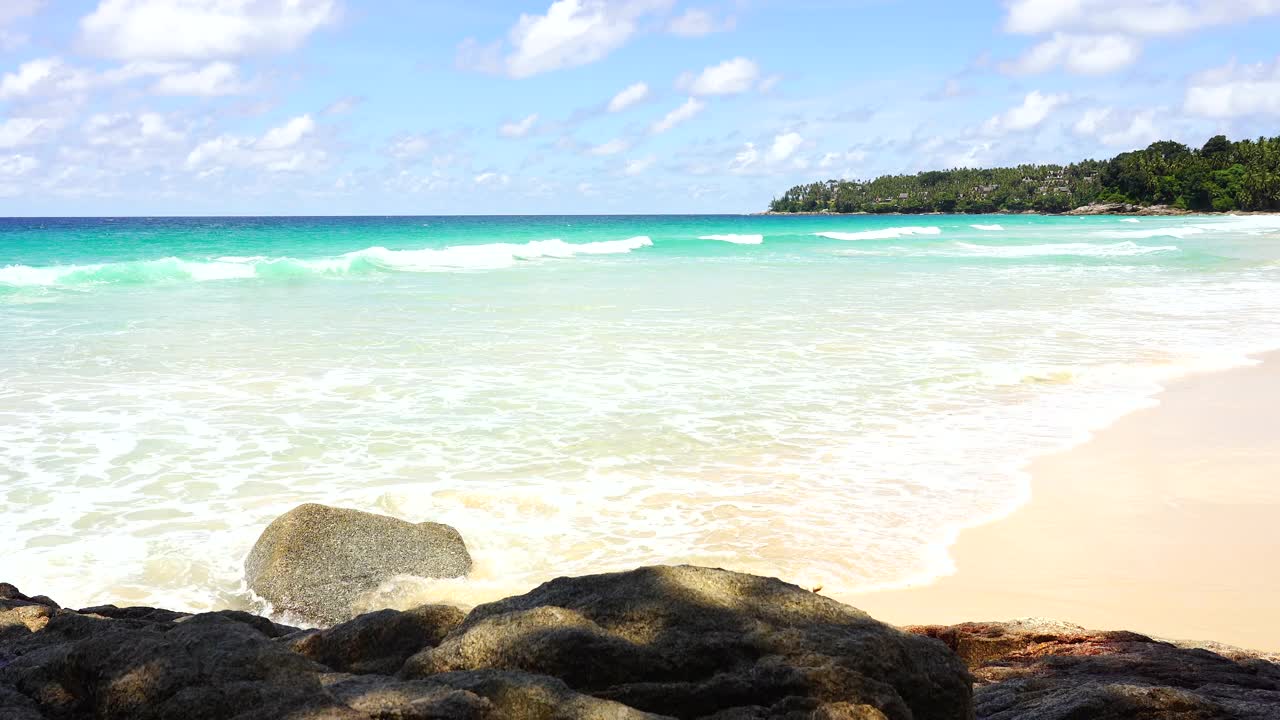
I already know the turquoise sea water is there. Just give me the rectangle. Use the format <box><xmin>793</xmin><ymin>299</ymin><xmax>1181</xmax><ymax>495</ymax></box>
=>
<box><xmin>3</xmin><ymin>214</ymin><xmax>1280</xmax><ymax>615</ymax></box>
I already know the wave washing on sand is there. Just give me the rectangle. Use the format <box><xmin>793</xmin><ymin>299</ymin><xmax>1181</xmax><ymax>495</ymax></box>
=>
<box><xmin>0</xmin><ymin>236</ymin><xmax>655</xmax><ymax>289</ymax></box>
<box><xmin>816</xmin><ymin>226</ymin><xmax>942</xmax><ymax>241</ymax></box>
<box><xmin>6</xmin><ymin>214</ymin><xmax>1280</xmax><ymax>616</ymax></box>
<box><xmin>698</xmin><ymin>234</ymin><xmax>764</xmax><ymax>244</ymax></box>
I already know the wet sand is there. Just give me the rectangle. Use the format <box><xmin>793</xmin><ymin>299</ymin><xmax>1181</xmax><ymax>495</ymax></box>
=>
<box><xmin>850</xmin><ymin>352</ymin><xmax>1280</xmax><ymax>651</ymax></box>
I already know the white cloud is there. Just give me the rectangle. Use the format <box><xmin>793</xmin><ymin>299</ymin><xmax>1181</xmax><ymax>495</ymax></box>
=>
<box><xmin>679</xmin><ymin>57</ymin><xmax>759</xmax><ymax>96</ymax></box>
<box><xmin>0</xmin><ymin>0</ymin><xmax>44</xmax><ymax>26</ymax></box>
<box><xmin>186</xmin><ymin>113</ymin><xmax>323</xmax><ymax>173</ymax></box>
<box><xmin>84</xmin><ymin>111</ymin><xmax>185</xmax><ymax>147</ymax></box>
<box><xmin>650</xmin><ymin>97</ymin><xmax>705</xmax><ymax>134</ymax></box>
<box><xmin>589</xmin><ymin>138</ymin><xmax>630</xmax><ymax>156</ymax></box>
<box><xmin>1002</xmin><ymin>1</ymin><xmax>1280</xmax><ymax>76</ymax></box>
<box><xmin>1004</xmin><ymin>0</ymin><xmax>1280</xmax><ymax>36</ymax></box>
<box><xmin>499</xmin><ymin>113</ymin><xmax>539</xmax><ymax>138</ymax></box>
<box><xmin>819</xmin><ymin>150</ymin><xmax>866</xmax><ymax>169</ymax></box>
<box><xmin>607</xmin><ymin>81</ymin><xmax>649</xmax><ymax>112</ymax></box>
<box><xmin>387</xmin><ymin>134</ymin><xmax>433</xmax><ymax>161</ymax></box>
<box><xmin>79</xmin><ymin>0</ymin><xmax>339</xmax><ymax>61</ymax></box>
<box><xmin>1185</xmin><ymin>56</ymin><xmax>1280</xmax><ymax>118</ymax></box>
<box><xmin>474</xmin><ymin>171</ymin><xmax>510</xmax><ymax>186</ymax></box>
<box><xmin>0</xmin><ymin>57</ymin><xmax>91</xmax><ymax>100</ymax></box>
<box><xmin>666</xmin><ymin>8</ymin><xmax>732</xmax><ymax>36</ymax></box>
<box><xmin>0</xmin><ymin>0</ymin><xmax>44</xmax><ymax>50</ymax></box>
<box><xmin>767</xmin><ymin>132</ymin><xmax>803</xmax><ymax>163</ymax></box>
<box><xmin>0</xmin><ymin>153</ymin><xmax>39</xmax><ymax>177</ymax></box>
<box><xmin>623</xmin><ymin>154</ymin><xmax>655</xmax><ymax>175</ymax></box>
<box><xmin>1004</xmin><ymin>33</ymin><xmax>1141</xmax><ymax>74</ymax></box>
<box><xmin>729</xmin><ymin>142</ymin><xmax>758</xmax><ymax>173</ymax></box>
<box><xmin>729</xmin><ymin>132</ymin><xmax>806</xmax><ymax>174</ymax></box>
<box><xmin>257</xmin><ymin>114</ymin><xmax>315</xmax><ymax>150</ymax></box>
<box><xmin>480</xmin><ymin>0</ymin><xmax>674</xmax><ymax>78</ymax></box>
<box><xmin>1072</xmin><ymin>106</ymin><xmax>1162</xmax><ymax>146</ymax></box>
<box><xmin>0</xmin><ymin>117</ymin><xmax>62</xmax><ymax>148</ymax></box>
<box><xmin>150</xmin><ymin>61</ymin><xmax>246</xmax><ymax>95</ymax></box>
<box><xmin>983</xmin><ymin>91</ymin><xmax>1069</xmax><ymax>133</ymax></box>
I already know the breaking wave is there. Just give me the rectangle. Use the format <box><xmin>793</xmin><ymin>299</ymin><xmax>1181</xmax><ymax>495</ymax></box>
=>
<box><xmin>698</xmin><ymin>234</ymin><xmax>764</xmax><ymax>245</ymax></box>
<box><xmin>816</xmin><ymin>226</ymin><xmax>942</xmax><ymax>241</ymax></box>
<box><xmin>0</xmin><ymin>237</ymin><xmax>654</xmax><ymax>289</ymax></box>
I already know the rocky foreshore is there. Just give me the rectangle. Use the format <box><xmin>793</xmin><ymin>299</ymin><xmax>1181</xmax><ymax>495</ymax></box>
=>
<box><xmin>5</xmin><ymin>568</ymin><xmax>1280</xmax><ymax>720</ymax></box>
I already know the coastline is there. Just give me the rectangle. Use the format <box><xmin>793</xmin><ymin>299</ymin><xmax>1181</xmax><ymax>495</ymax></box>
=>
<box><xmin>849</xmin><ymin>351</ymin><xmax>1280</xmax><ymax>651</ymax></box>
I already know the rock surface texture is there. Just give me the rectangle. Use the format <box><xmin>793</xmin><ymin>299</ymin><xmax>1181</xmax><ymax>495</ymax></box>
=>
<box><xmin>2</xmin><ymin>567</ymin><xmax>971</xmax><ymax>719</ymax></box>
<box><xmin>907</xmin><ymin>619</ymin><xmax>1280</xmax><ymax>719</ymax></box>
<box><xmin>5</xmin><ymin>574</ymin><xmax>1279</xmax><ymax>719</ymax></box>
<box><xmin>244</xmin><ymin>503</ymin><xmax>472</xmax><ymax>625</ymax></box>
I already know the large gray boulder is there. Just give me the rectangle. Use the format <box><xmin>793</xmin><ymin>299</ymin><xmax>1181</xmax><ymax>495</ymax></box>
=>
<box><xmin>402</xmin><ymin>565</ymin><xmax>973</xmax><ymax>720</ymax></box>
<box><xmin>245</xmin><ymin>503</ymin><xmax>471</xmax><ymax>625</ymax></box>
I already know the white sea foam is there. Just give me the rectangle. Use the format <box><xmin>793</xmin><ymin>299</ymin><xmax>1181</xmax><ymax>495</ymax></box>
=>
<box><xmin>816</xmin><ymin>226</ymin><xmax>942</xmax><ymax>241</ymax></box>
<box><xmin>7</xmin><ymin>216</ymin><xmax>1280</xmax><ymax>618</ymax></box>
<box><xmin>0</xmin><ymin>237</ymin><xmax>655</xmax><ymax>288</ymax></box>
<box><xmin>1093</xmin><ymin>227</ymin><xmax>1207</xmax><ymax>239</ymax></box>
<box><xmin>970</xmin><ymin>224</ymin><xmax>1004</xmax><ymax>231</ymax></box>
<box><xmin>698</xmin><ymin>234</ymin><xmax>764</xmax><ymax>244</ymax></box>
<box><xmin>950</xmin><ymin>241</ymin><xmax>1179</xmax><ymax>258</ymax></box>
<box><xmin>1121</xmin><ymin>218</ymin><xmax>1141</xmax><ymax>223</ymax></box>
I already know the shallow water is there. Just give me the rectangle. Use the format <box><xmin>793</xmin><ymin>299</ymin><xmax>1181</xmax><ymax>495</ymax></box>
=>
<box><xmin>3</xmin><ymin>214</ymin><xmax>1279</xmax><ymax>613</ymax></box>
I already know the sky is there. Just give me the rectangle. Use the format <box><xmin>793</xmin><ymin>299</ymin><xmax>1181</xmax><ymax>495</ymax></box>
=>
<box><xmin>1</xmin><ymin>0</ymin><xmax>1278</xmax><ymax>215</ymax></box>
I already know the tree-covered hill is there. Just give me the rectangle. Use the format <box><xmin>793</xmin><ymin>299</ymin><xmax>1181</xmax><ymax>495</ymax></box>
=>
<box><xmin>768</xmin><ymin>135</ymin><xmax>1280</xmax><ymax>214</ymax></box>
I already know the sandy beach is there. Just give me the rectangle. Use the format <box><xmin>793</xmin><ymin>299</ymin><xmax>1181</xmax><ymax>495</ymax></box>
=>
<box><xmin>851</xmin><ymin>352</ymin><xmax>1280</xmax><ymax>652</ymax></box>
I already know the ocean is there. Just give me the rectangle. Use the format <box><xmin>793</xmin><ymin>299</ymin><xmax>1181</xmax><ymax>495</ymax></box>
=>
<box><xmin>3</xmin><ymin>214</ymin><xmax>1279</xmax><ymax>616</ymax></box>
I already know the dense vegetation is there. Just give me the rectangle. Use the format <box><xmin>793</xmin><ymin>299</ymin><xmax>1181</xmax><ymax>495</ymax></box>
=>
<box><xmin>769</xmin><ymin>135</ymin><xmax>1280</xmax><ymax>214</ymax></box>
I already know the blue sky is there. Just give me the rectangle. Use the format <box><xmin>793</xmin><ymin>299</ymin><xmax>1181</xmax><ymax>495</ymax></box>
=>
<box><xmin>1</xmin><ymin>0</ymin><xmax>1278</xmax><ymax>215</ymax></box>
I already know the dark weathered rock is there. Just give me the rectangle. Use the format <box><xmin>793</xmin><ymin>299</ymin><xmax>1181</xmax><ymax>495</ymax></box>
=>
<box><xmin>403</xmin><ymin>565</ymin><xmax>972</xmax><ymax>720</ymax></box>
<box><xmin>288</xmin><ymin>603</ymin><xmax>466</xmax><ymax>674</ymax></box>
<box><xmin>908</xmin><ymin>619</ymin><xmax>1280</xmax><ymax>719</ymax></box>
<box><xmin>324</xmin><ymin>670</ymin><xmax>668</xmax><ymax>719</ymax></box>
<box><xmin>14</xmin><ymin>576</ymin><xmax>1277</xmax><ymax>719</ymax></box>
<box><xmin>245</xmin><ymin>503</ymin><xmax>472</xmax><ymax>625</ymax></box>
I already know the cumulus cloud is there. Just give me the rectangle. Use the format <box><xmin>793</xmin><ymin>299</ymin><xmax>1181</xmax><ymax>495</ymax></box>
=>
<box><xmin>0</xmin><ymin>153</ymin><xmax>39</xmax><ymax>177</ymax></box>
<box><xmin>0</xmin><ymin>0</ymin><xmax>45</xmax><ymax>50</ymax></box>
<box><xmin>679</xmin><ymin>57</ymin><xmax>759</xmax><ymax>96</ymax></box>
<box><xmin>1072</xmin><ymin>107</ymin><xmax>1162</xmax><ymax>146</ymax></box>
<box><xmin>1004</xmin><ymin>0</ymin><xmax>1280</xmax><ymax>36</ymax></box>
<box><xmin>150</xmin><ymin>61</ymin><xmax>247</xmax><ymax>96</ymax></box>
<box><xmin>0</xmin><ymin>117</ymin><xmax>62</xmax><ymax>148</ymax></box>
<box><xmin>474</xmin><ymin>171</ymin><xmax>510</xmax><ymax>186</ymax></box>
<box><xmin>79</xmin><ymin>0</ymin><xmax>340</xmax><ymax>61</ymax></box>
<box><xmin>0</xmin><ymin>56</ymin><xmax>249</xmax><ymax>100</ymax></box>
<box><xmin>0</xmin><ymin>58</ymin><xmax>91</xmax><ymax>100</ymax></box>
<box><xmin>463</xmin><ymin>0</ymin><xmax>674</xmax><ymax>78</ymax></box>
<box><xmin>1004</xmin><ymin>33</ymin><xmax>1141</xmax><ymax>75</ymax></box>
<box><xmin>499</xmin><ymin>113</ymin><xmax>539</xmax><ymax>138</ymax></box>
<box><xmin>730</xmin><ymin>132</ymin><xmax>806</xmax><ymax>174</ymax></box>
<box><xmin>1001</xmin><ymin>0</ymin><xmax>1280</xmax><ymax>75</ymax></box>
<box><xmin>607</xmin><ymin>82</ymin><xmax>650</xmax><ymax>112</ymax></box>
<box><xmin>186</xmin><ymin>113</ymin><xmax>324</xmax><ymax>173</ymax></box>
<box><xmin>589</xmin><ymin>138</ymin><xmax>630</xmax><ymax>156</ymax></box>
<box><xmin>666</xmin><ymin>8</ymin><xmax>733</xmax><ymax>36</ymax></box>
<box><xmin>623</xmin><ymin>154</ymin><xmax>656</xmax><ymax>175</ymax></box>
<box><xmin>84</xmin><ymin>111</ymin><xmax>185</xmax><ymax>147</ymax></box>
<box><xmin>982</xmin><ymin>91</ymin><xmax>1069</xmax><ymax>133</ymax></box>
<box><xmin>767</xmin><ymin>132</ymin><xmax>803</xmax><ymax>163</ymax></box>
<box><xmin>650</xmin><ymin>97</ymin><xmax>704</xmax><ymax>134</ymax></box>
<box><xmin>1185</xmin><ymin>56</ymin><xmax>1280</xmax><ymax>118</ymax></box>
<box><xmin>386</xmin><ymin>133</ymin><xmax>434</xmax><ymax>161</ymax></box>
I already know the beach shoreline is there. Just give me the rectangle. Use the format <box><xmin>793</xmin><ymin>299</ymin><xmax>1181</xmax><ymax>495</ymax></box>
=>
<box><xmin>849</xmin><ymin>351</ymin><xmax>1280</xmax><ymax>652</ymax></box>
